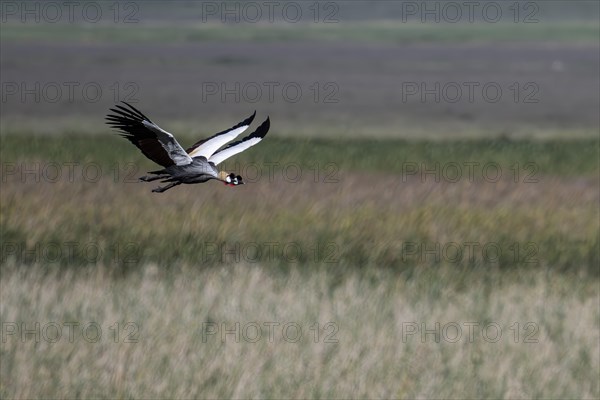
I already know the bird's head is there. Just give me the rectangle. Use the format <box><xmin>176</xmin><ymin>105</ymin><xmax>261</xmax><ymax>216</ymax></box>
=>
<box><xmin>218</xmin><ymin>171</ymin><xmax>244</xmax><ymax>187</ymax></box>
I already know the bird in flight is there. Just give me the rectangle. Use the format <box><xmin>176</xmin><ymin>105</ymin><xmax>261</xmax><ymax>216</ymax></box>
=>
<box><xmin>106</xmin><ymin>102</ymin><xmax>269</xmax><ymax>193</ymax></box>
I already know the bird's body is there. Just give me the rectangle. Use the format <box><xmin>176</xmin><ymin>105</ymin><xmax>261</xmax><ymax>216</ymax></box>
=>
<box><xmin>138</xmin><ymin>156</ymin><xmax>222</xmax><ymax>192</ymax></box>
<box><xmin>106</xmin><ymin>102</ymin><xmax>269</xmax><ymax>193</ymax></box>
<box><xmin>156</xmin><ymin>157</ymin><xmax>219</xmax><ymax>184</ymax></box>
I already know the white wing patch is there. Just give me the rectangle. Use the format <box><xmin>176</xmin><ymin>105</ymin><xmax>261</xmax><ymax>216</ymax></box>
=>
<box><xmin>188</xmin><ymin>125</ymin><xmax>250</xmax><ymax>159</ymax></box>
<box><xmin>209</xmin><ymin>117</ymin><xmax>270</xmax><ymax>166</ymax></box>
<box><xmin>209</xmin><ymin>137</ymin><xmax>263</xmax><ymax>165</ymax></box>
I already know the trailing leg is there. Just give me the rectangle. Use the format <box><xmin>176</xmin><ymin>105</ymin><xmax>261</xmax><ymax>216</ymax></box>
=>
<box><xmin>152</xmin><ymin>181</ymin><xmax>182</xmax><ymax>193</ymax></box>
<box><xmin>139</xmin><ymin>174</ymin><xmax>170</xmax><ymax>182</ymax></box>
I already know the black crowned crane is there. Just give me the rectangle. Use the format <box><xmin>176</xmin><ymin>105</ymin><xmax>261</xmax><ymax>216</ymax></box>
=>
<box><xmin>106</xmin><ymin>102</ymin><xmax>269</xmax><ymax>193</ymax></box>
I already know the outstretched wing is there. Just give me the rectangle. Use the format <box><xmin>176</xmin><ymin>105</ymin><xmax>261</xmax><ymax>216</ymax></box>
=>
<box><xmin>106</xmin><ymin>102</ymin><xmax>192</xmax><ymax>167</ymax></box>
<box><xmin>209</xmin><ymin>117</ymin><xmax>270</xmax><ymax>166</ymax></box>
<box><xmin>187</xmin><ymin>111</ymin><xmax>256</xmax><ymax>159</ymax></box>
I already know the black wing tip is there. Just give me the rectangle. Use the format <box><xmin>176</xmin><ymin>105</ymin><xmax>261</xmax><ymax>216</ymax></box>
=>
<box><xmin>257</xmin><ymin>116</ymin><xmax>270</xmax><ymax>138</ymax></box>
<box><xmin>240</xmin><ymin>110</ymin><xmax>257</xmax><ymax>127</ymax></box>
<box><xmin>106</xmin><ymin>101</ymin><xmax>150</xmax><ymax>123</ymax></box>
<box><xmin>242</xmin><ymin>116</ymin><xmax>270</xmax><ymax>140</ymax></box>
<box><xmin>119</xmin><ymin>101</ymin><xmax>139</xmax><ymax>113</ymax></box>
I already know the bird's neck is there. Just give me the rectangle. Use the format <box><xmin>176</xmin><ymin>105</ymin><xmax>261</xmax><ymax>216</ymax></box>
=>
<box><xmin>217</xmin><ymin>171</ymin><xmax>229</xmax><ymax>181</ymax></box>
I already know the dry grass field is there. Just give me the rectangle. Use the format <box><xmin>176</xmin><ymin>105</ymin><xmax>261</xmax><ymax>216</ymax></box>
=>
<box><xmin>1</xmin><ymin>262</ymin><xmax>598</xmax><ymax>398</ymax></box>
<box><xmin>1</xmin><ymin>136</ymin><xmax>598</xmax><ymax>398</ymax></box>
